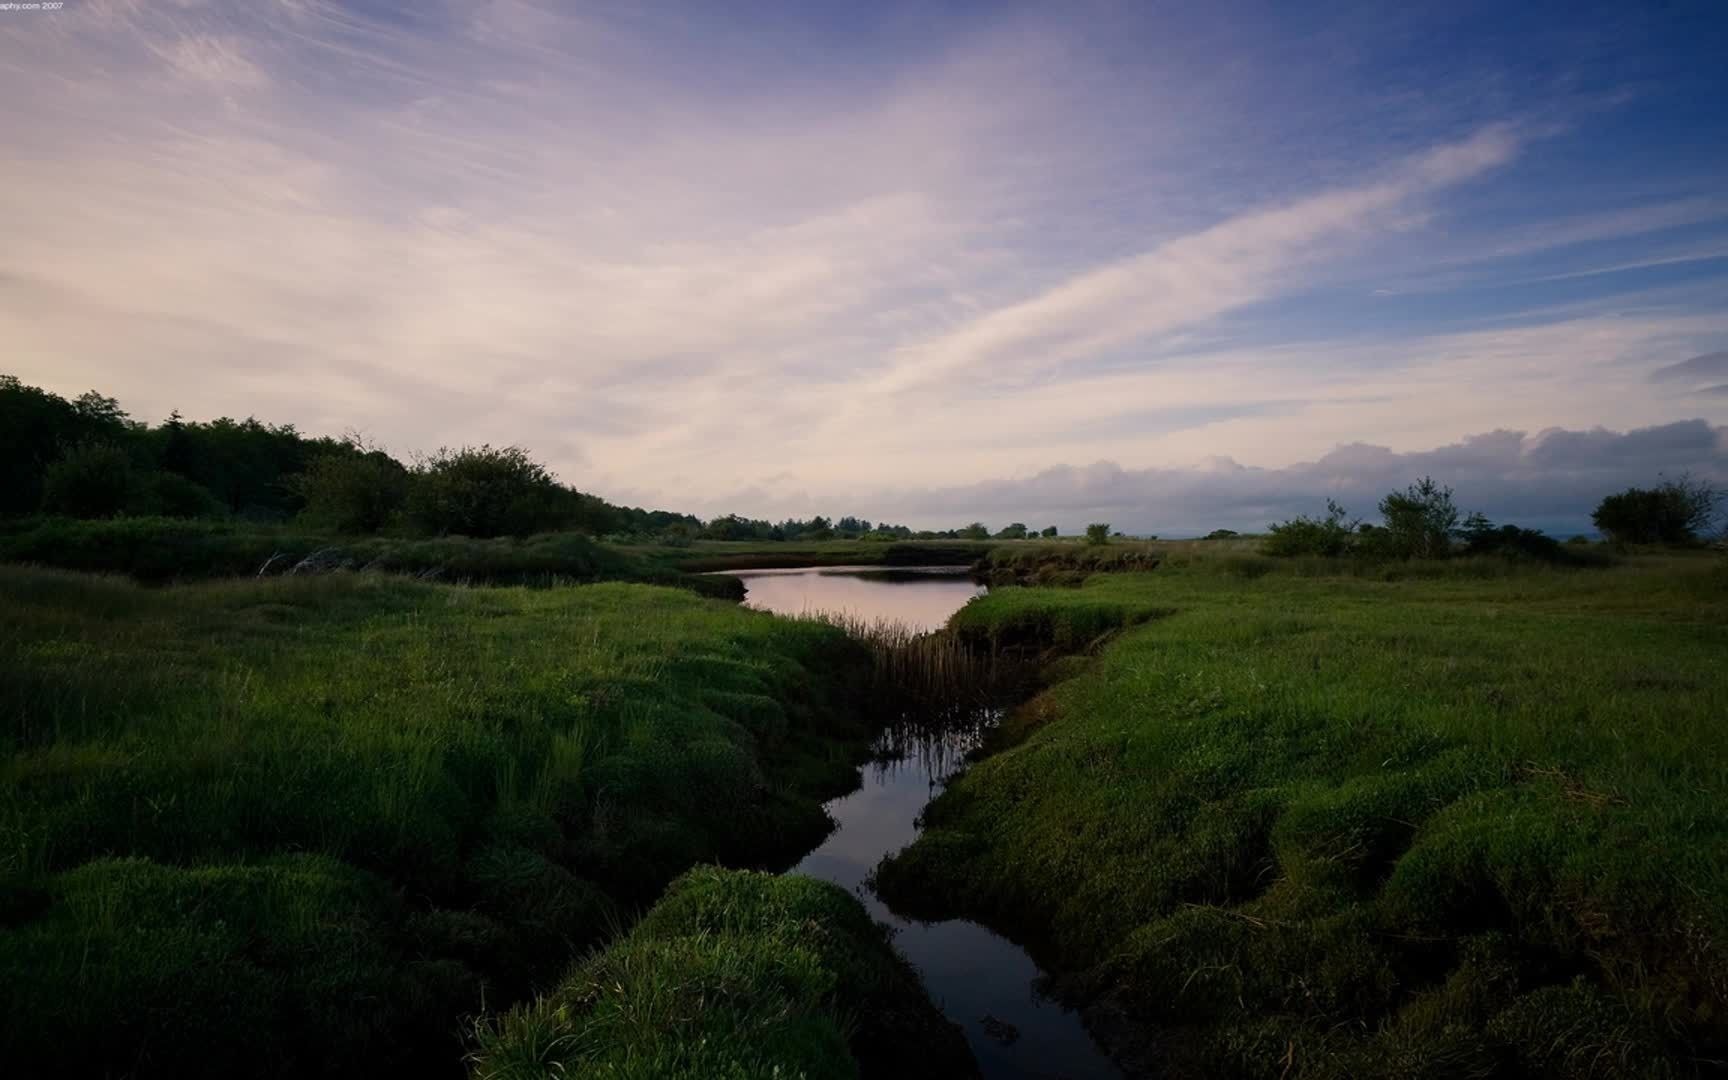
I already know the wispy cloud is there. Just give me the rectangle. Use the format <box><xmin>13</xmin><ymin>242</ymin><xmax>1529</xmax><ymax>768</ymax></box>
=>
<box><xmin>867</xmin><ymin>127</ymin><xmax>1522</xmax><ymax>395</ymax></box>
<box><xmin>1</xmin><ymin>3</ymin><xmax>1725</xmax><ymax>520</ymax></box>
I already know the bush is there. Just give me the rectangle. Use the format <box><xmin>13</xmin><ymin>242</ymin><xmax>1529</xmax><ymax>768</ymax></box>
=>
<box><xmin>405</xmin><ymin>445</ymin><xmax>570</xmax><ymax>538</ymax></box>
<box><xmin>1378</xmin><ymin>476</ymin><xmax>1458</xmax><ymax>559</ymax></box>
<box><xmin>1460</xmin><ymin>522</ymin><xmax>1567</xmax><ymax>562</ymax></box>
<box><xmin>1203</xmin><ymin>529</ymin><xmax>1239</xmax><ymax>540</ymax></box>
<box><xmin>291</xmin><ymin>446</ymin><xmax>409</xmax><ymax>533</ymax></box>
<box><xmin>995</xmin><ymin>522</ymin><xmax>1029</xmax><ymax>540</ymax></box>
<box><xmin>1040</xmin><ymin>525</ymin><xmax>1059</xmax><ymax>538</ymax></box>
<box><xmin>135</xmin><ymin>471</ymin><xmax>226</xmax><ymax>519</ymax></box>
<box><xmin>39</xmin><ymin>443</ymin><xmax>137</xmax><ymax>518</ymax></box>
<box><xmin>1085</xmin><ymin>523</ymin><xmax>1111</xmax><ymax>546</ymax></box>
<box><xmin>1265</xmin><ymin>500</ymin><xmax>1356</xmax><ymax>557</ymax></box>
<box><xmin>1592</xmin><ymin>473</ymin><xmax>1722</xmax><ymax>545</ymax></box>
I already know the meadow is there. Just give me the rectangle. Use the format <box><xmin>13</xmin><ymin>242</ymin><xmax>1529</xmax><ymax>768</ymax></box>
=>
<box><xmin>877</xmin><ymin>551</ymin><xmax>1728</xmax><ymax>1075</ymax></box>
<box><xmin>0</xmin><ymin>567</ymin><xmax>919</xmax><ymax>1076</ymax></box>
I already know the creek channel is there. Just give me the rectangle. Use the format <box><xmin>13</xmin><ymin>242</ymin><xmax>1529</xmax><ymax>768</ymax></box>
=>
<box><xmin>729</xmin><ymin>565</ymin><xmax>1121</xmax><ymax>1079</ymax></box>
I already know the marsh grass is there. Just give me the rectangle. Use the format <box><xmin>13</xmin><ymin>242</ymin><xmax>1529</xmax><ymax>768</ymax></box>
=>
<box><xmin>0</xmin><ymin>515</ymin><xmax>742</xmax><ymax>598</ymax></box>
<box><xmin>467</xmin><ymin>867</ymin><xmax>978</xmax><ymax>1080</ymax></box>
<box><xmin>0</xmin><ymin>566</ymin><xmax>875</xmax><ymax>1076</ymax></box>
<box><xmin>876</xmin><ymin>552</ymin><xmax>1728</xmax><ymax>1074</ymax></box>
<box><xmin>627</xmin><ymin>538</ymin><xmax>999</xmax><ymax>574</ymax></box>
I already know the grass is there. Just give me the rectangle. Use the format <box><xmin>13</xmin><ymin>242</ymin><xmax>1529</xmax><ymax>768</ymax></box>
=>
<box><xmin>0</xmin><ymin>516</ymin><xmax>742</xmax><ymax>598</ymax></box>
<box><xmin>876</xmin><ymin>552</ymin><xmax>1728</xmax><ymax>1075</ymax></box>
<box><xmin>469</xmin><ymin>866</ymin><xmax>977</xmax><ymax>1080</ymax></box>
<box><xmin>0</xmin><ymin>566</ymin><xmax>882</xmax><ymax>1076</ymax></box>
<box><xmin>625</xmin><ymin>538</ymin><xmax>1000</xmax><ymax>573</ymax></box>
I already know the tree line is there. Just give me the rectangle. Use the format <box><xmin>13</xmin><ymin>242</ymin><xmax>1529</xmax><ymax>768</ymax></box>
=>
<box><xmin>0</xmin><ymin>376</ymin><xmax>1043</xmax><ymax>543</ymax></box>
<box><xmin>1263</xmin><ymin>474</ymin><xmax>1723</xmax><ymax>559</ymax></box>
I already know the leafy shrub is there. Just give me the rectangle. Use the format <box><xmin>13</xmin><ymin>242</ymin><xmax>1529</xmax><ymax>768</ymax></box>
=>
<box><xmin>995</xmin><ymin>522</ymin><xmax>1029</xmax><ymax>540</ymax></box>
<box><xmin>1592</xmin><ymin>473</ymin><xmax>1722</xmax><ymax>545</ymax></box>
<box><xmin>291</xmin><ymin>446</ymin><xmax>409</xmax><ymax>533</ymax></box>
<box><xmin>39</xmin><ymin>443</ymin><xmax>137</xmax><ymax>518</ymax></box>
<box><xmin>1204</xmin><ymin>529</ymin><xmax>1239</xmax><ymax>540</ymax></box>
<box><xmin>136</xmin><ymin>471</ymin><xmax>226</xmax><ymax>519</ymax></box>
<box><xmin>1085</xmin><ymin>522</ymin><xmax>1112</xmax><ymax>546</ymax></box>
<box><xmin>1378</xmin><ymin>476</ymin><xmax>1458</xmax><ymax>559</ymax></box>
<box><xmin>1265</xmin><ymin>500</ymin><xmax>1356</xmax><ymax>557</ymax></box>
<box><xmin>1458</xmin><ymin>517</ymin><xmax>1577</xmax><ymax>563</ymax></box>
<box><xmin>1041</xmin><ymin>525</ymin><xmax>1059</xmax><ymax>538</ymax></box>
<box><xmin>405</xmin><ymin>445</ymin><xmax>570</xmax><ymax>538</ymax></box>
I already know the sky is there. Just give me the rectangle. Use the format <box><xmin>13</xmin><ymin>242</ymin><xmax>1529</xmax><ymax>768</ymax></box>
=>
<box><xmin>3</xmin><ymin>1</ymin><xmax>1727</xmax><ymax>535</ymax></box>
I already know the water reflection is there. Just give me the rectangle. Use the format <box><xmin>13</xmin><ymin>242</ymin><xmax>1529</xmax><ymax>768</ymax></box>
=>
<box><xmin>744</xmin><ymin>565</ymin><xmax>1120</xmax><ymax>1079</ymax></box>
<box><xmin>730</xmin><ymin>564</ymin><xmax>986</xmax><ymax>633</ymax></box>
<box><xmin>795</xmin><ymin>719</ymin><xmax>1121</xmax><ymax>1080</ymax></box>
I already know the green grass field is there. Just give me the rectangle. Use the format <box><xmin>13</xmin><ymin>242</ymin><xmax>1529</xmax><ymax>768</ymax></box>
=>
<box><xmin>878</xmin><ymin>553</ymin><xmax>1728</xmax><ymax>1075</ymax></box>
<box><xmin>0</xmin><ymin>568</ymin><xmax>882</xmax><ymax>1076</ymax></box>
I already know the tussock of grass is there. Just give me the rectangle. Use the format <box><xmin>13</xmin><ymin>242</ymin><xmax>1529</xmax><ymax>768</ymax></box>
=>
<box><xmin>468</xmin><ymin>867</ymin><xmax>977</xmax><ymax>1080</ymax></box>
<box><xmin>0</xmin><ymin>567</ymin><xmax>875</xmax><ymax>1076</ymax></box>
<box><xmin>875</xmin><ymin>553</ymin><xmax>1728</xmax><ymax>1074</ymax></box>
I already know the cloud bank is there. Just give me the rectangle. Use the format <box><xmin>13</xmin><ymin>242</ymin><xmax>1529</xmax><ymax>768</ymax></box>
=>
<box><xmin>673</xmin><ymin>419</ymin><xmax>1728</xmax><ymax>537</ymax></box>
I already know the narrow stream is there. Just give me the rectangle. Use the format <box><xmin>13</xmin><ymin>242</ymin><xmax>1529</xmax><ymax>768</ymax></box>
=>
<box><xmin>731</xmin><ymin>566</ymin><xmax>1122</xmax><ymax>1079</ymax></box>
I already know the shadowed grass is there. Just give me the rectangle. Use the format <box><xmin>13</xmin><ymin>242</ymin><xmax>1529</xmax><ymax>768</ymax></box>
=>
<box><xmin>0</xmin><ymin>515</ymin><xmax>742</xmax><ymax>598</ymax></box>
<box><xmin>0</xmin><ymin>566</ymin><xmax>877</xmax><ymax>1076</ymax></box>
<box><xmin>468</xmin><ymin>867</ymin><xmax>978</xmax><ymax>1080</ymax></box>
<box><xmin>876</xmin><ymin>552</ymin><xmax>1728</xmax><ymax>1075</ymax></box>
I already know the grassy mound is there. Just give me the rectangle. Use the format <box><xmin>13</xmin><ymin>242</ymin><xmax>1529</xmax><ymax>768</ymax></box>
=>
<box><xmin>471</xmin><ymin>867</ymin><xmax>977</xmax><ymax>1080</ymax></box>
<box><xmin>876</xmin><ymin>554</ymin><xmax>1728</xmax><ymax>1075</ymax></box>
<box><xmin>0</xmin><ymin>568</ymin><xmax>876</xmax><ymax>1076</ymax></box>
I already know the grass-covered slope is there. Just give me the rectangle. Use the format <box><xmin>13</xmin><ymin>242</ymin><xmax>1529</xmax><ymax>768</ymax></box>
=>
<box><xmin>471</xmin><ymin>867</ymin><xmax>978</xmax><ymax>1080</ymax></box>
<box><xmin>0</xmin><ymin>568</ymin><xmax>876</xmax><ymax>1076</ymax></box>
<box><xmin>877</xmin><ymin>555</ymin><xmax>1728</xmax><ymax>1076</ymax></box>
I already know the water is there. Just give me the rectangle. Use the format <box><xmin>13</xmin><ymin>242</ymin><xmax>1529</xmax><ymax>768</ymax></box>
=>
<box><xmin>735</xmin><ymin>565</ymin><xmax>1122</xmax><ymax>1079</ymax></box>
<box><xmin>732</xmin><ymin>564</ymin><xmax>987</xmax><ymax>633</ymax></box>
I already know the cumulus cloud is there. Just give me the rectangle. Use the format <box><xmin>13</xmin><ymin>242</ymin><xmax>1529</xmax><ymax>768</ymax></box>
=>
<box><xmin>684</xmin><ymin>420</ymin><xmax>1728</xmax><ymax>537</ymax></box>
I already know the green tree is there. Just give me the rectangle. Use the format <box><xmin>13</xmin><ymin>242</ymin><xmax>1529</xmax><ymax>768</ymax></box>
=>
<box><xmin>1040</xmin><ymin>525</ymin><xmax>1059</xmax><ymax>538</ymax></box>
<box><xmin>960</xmin><ymin>522</ymin><xmax>990</xmax><ymax>540</ymax></box>
<box><xmin>1378</xmin><ymin>476</ymin><xmax>1458</xmax><ymax>559</ymax></box>
<box><xmin>405</xmin><ymin>445</ymin><xmax>571</xmax><ymax>538</ymax></box>
<box><xmin>40</xmin><ymin>443</ymin><xmax>138</xmax><ymax>518</ymax></box>
<box><xmin>1592</xmin><ymin>473</ymin><xmax>1722</xmax><ymax>545</ymax></box>
<box><xmin>290</xmin><ymin>440</ymin><xmax>410</xmax><ymax>534</ymax></box>
<box><xmin>1264</xmin><ymin>500</ymin><xmax>1356</xmax><ymax>557</ymax></box>
<box><xmin>1084</xmin><ymin>522</ymin><xmax>1111</xmax><ymax>546</ymax></box>
<box><xmin>1</xmin><ymin>375</ymin><xmax>134</xmax><ymax>515</ymax></box>
<box><xmin>994</xmin><ymin>522</ymin><xmax>1028</xmax><ymax>540</ymax></box>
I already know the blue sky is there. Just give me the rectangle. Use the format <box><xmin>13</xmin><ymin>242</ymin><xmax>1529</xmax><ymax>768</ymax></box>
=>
<box><xmin>2</xmin><ymin>0</ymin><xmax>1726</xmax><ymax>533</ymax></box>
